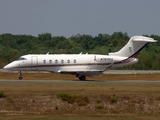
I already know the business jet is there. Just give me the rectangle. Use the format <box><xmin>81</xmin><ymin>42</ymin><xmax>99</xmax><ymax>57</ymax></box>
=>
<box><xmin>3</xmin><ymin>36</ymin><xmax>157</xmax><ymax>80</ymax></box>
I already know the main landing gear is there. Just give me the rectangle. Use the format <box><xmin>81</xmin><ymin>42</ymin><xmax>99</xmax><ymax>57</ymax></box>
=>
<box><xmin>19</xmin><ymin>71</ymin><xmax>23</xmax><ymax>80</ymax></box>
<box><xmin>76</xmin><ymin>74</ymin><xmax>86</xmax><ymax>81</ymax></box>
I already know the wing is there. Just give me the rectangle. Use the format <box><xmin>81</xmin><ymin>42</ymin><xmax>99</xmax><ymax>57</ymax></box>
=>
<box><xmin>57</xmin><ymin>70</ymin><xmax>104</xmax><ymax>77</ymax></box>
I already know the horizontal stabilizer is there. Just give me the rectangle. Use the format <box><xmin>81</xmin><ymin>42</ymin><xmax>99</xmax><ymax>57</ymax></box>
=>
<box><xmin>132</xmin><ymin>36</ymin><xmax>157</xmax><ymax>42</ymax></box>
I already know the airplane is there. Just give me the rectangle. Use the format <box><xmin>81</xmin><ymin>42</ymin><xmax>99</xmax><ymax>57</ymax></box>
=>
<box><xmin>3</xmin><ymin>36</ymin><xmax>157</xmax><ymax>80</ymax></box>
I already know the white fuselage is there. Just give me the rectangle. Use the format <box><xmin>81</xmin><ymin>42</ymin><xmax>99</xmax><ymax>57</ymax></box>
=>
<box><xmin>4</xmin><ymin>54</ymin><xmax>138</xmax><ymax>77</ymax></box>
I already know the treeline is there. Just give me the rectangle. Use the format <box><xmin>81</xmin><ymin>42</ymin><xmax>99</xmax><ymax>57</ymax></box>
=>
<box><xmin>0</xmin><ymin>32</ymin><xmax>160</xmax><ymax>69</ymax></box>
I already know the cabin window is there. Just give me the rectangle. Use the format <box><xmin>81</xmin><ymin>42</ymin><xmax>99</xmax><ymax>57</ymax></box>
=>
<box><xmin>67</xmin><ymin>60</ymin><xmax>70</xmax><ymax>63</ymax></box>
<box><xmin>74</xmin><ymin>59</ymin><xmax>76</xmax><ymax>63</ymax></box>
<box><xmin>55</xmin><ymin>60</ymin><xmax>58</xmax><ymax>64</ymax></box>
<box><xmin>43</xmin><ymin>60</ymin><xmax>46</xmax><ymax>64</ymax></box>
<box><xmin>49</xmin><ymin>60</ymin><xmax>52</xmax><ymax>64</ymax></box>
<box><xmin>61</xmin><ymin>60</ymin><xmax>64</xmax><ymax>64</ymax></box>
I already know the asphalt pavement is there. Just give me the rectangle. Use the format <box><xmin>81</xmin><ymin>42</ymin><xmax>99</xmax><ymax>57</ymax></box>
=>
<box><xmin>0</xmin><ymin>79</ymin><xmax>160</xmax><ymax>84</ymax></box>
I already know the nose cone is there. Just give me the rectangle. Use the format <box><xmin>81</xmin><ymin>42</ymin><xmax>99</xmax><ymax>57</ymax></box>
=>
<box><xmin>4</xmin><ymin>64</ymin><xmax>9</xmax><ymax>70</ymax></box>
<box><xmin>3</xmin><ymin>63</ymin><xmax>13</xmax><ymax>70</ymax></box>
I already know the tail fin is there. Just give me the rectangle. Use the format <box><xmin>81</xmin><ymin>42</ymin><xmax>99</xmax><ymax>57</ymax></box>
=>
<box><xmin>109</xmin><ymin>36</ymin><xmax>157</xmax><ymax>57</ymax></box>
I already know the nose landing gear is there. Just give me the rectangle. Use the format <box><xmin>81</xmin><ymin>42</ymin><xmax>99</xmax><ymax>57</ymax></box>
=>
<box><xmin>19</xmin><ymin>71</ymin><xmax>23</xmax><ymax>80</ymax></box>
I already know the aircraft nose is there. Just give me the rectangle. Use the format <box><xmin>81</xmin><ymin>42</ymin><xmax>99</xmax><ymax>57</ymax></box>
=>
<box><xmin>3</xmin><ymin>64</ymin><xmax>9</xmax><ymax>70</ymax></box>
<box><xmin>3</xmin><ymin>64</ymin><xmax>13</xmax><ymax>70</ymax></box>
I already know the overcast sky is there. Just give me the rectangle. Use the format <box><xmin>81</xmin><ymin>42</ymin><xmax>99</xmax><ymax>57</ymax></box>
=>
<box><xmin>0</xmin><ymin>0</ymin><xmax>159</xmax><ymax>38</ymax></box>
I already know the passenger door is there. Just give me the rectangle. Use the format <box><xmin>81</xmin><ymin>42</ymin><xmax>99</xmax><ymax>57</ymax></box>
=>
<box><xmin>31</xmin><ymin>56</ymin><xmax>38</xmax><ymax>71</ymax></box>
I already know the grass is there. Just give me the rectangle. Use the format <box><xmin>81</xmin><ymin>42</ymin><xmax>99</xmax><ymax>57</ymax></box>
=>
<box><xmin>57</xmin><ymin>93</ymin><xmax>90</xmax><ymax>106</ymax></box>
<box><xmin>0</xmin><ymin>72</ymin><xmax>160</xmax><ymax>119</ymax></box>
<box><xmin>109</xmin><ymin>95</ymin><xmax>118</xmax><ymax>103</ymax></box>
<box><xmin>1</xmin><ymin>115</ymin><xmax>160</xmax><ymax>120</ymax></box>
<box><xmin>0</xmin><ymin>91</ymin><xmax>6</xmax><ymax>98</ymax></box>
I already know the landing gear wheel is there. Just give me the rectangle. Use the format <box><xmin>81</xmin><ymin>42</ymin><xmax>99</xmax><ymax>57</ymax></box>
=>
<box><xmin>79</xmin><ymin>75</ymin><xmax>86</xmax><ymax>81</ymax></box>
<box><xmin>19</xmin><ymin>71</ymin><xmax>23</xmax><ymax>80</ymax></box>
<box><xmin>19</xmin><ymin>76</ymin><xmax>23</xmax><ymax>80</ymax></box>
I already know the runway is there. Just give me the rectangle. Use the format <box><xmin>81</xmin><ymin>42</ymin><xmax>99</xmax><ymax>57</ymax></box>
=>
<box><xmin>0</xmin><ymin>79</ymin><xmax>160</xmax><ymax>84</ymax></box>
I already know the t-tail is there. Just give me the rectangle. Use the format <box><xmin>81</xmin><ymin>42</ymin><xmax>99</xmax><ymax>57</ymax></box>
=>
<box><xmin>109</xmin><ymin>36</ymin><xmax>157</xmax><ymax>57</ymax></box>
<box><xmin>109</xmin><ymin>36</ymin><xmax>157</xmax><ymax>67</ymax></box>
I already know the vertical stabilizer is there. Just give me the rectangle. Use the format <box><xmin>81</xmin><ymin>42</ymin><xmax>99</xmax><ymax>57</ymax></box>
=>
<box><xmin>109</xmin><ymin>36</ymin><xmax>157</xmax><ymax>57</ymax></box>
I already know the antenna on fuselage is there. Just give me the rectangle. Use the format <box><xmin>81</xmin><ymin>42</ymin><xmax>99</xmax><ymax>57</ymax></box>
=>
<box><xmin>46</xmin><ymin>52</ymin><xmax>49</xmax><ymax>55</ymax></box>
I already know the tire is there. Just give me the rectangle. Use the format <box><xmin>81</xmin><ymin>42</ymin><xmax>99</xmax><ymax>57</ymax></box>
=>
<box><xmin>19</xmin><ymin>76</ymin><xmax>23</xmax><ymax>80</ymax></box>
<box><xmin>79</xmin><ymin>75</ymin><xmax>86</xmax><ymax>81</ymax></box>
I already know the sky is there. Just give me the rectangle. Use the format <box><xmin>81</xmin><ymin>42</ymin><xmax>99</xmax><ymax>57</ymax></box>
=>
<box><xmin>0</xmin><ymin>0</ymin><xmax>160</xmax><ymax>38</ymax></box>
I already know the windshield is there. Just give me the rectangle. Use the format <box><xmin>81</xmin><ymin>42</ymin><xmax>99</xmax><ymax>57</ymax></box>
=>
<box><xmin>15</xmin><ymin>57</ymin><xmax>27</xmax><ymax>61</ymax></box>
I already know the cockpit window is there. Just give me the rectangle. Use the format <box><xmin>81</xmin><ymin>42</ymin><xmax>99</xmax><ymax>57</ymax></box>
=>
<box><xmin>15</xmin><ymin>57</ymin><xmax>27</xmax><ymax>61</ymax></box>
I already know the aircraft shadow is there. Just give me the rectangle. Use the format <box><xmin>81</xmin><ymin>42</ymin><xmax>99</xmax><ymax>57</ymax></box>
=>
<box><xmin>72</xmin><ymin>79</ymin><xmax>105</xmax><ymax>83</ymax></box>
